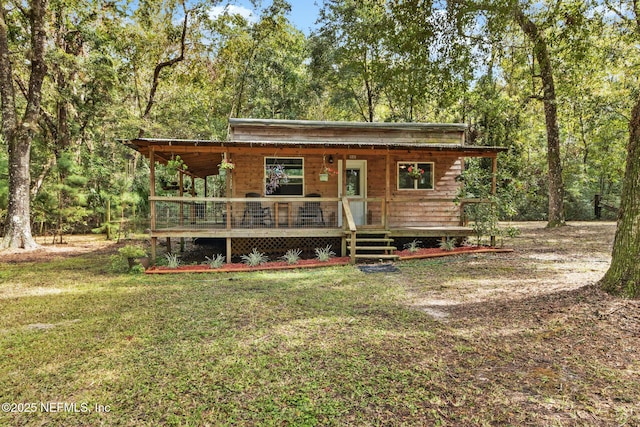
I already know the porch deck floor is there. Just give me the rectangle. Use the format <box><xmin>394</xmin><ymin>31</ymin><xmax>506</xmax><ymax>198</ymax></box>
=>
<box><xmin>150</xmin><ymin>225</ymin><xmax>473</xmax><ymax>239</ymax></box>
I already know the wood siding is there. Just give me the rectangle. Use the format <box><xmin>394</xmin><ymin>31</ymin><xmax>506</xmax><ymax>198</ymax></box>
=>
<box><xmin>231</xmin><ymin>150</ymin><xmax>339</xmax><ymax>198</ymax></box>
<box><xmin>231</xmin><ymin>149</ymin><xmax>463</xmax><ymax>227</ymax></box>
<box><xmin>365</xmin><ymin>153</ymin><xmax>463</xmax><ymax>227</ymax></box>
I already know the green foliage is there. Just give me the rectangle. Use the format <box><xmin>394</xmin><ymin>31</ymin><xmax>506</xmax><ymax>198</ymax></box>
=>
<box><xmin>109</xmin><ymin>254</ymin><xmax>128</xmax><ymax>273</ymax></box>
<box><xmin>241</xmin><ymin>248</ymin><xmax>269</xmax><ymax>267</ymax></box>
<box><xmin>164</xmin><ymin>253</ymin><xmax>180</xmax><ymax>269</ymax></box>
<box><xmin>118</xmin><ymin>244</ymin><xmax>147</xmax><ymax>259</ymax></box>
<box><xmin>314</xmin><ymin>245</ymin><xmax>335</xmax><ymax>262</ymax></box>
<box><xmin>403</xmin><ymin>239</ymin><xmax>422</xmax><ymax>253</ymax></box>
<box><xmin>205</xmin><ymin>253</ymin><xmax>226</xmax><ymax>269</ymax></box>
<box><xmin>128</xmin><ymin>264</ymin><xmax>146</xmax><ymax>274</ymax></box>
<box><xmin>165</xmin><ymin>155</ymin><xmax>187</xmax><ymax>176</ymax></box>
<box><xmin>438</xmin><ymin>238</ymin><xmax>456</xmax><ymax>251</ymax></box>
<box><xmin>504</xmin><ymin>226</ymin><xmax>521</xmax><ymax>239</ymax></box>
<box><xmin>281</xmin><ymin>248</ymin><xmax>302</xmax><ymax>265</ymax></box>
<box><xmin>0</xmin><ymin>0</ymin><xmax>634</xmax><ymax>239</ymax></box>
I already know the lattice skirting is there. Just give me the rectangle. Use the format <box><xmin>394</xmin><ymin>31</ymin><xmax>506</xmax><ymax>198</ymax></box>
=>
<box><xmin>232</xmin><ymin>237</ymin><xmax>342</xmax><ymax>259</ymax></box>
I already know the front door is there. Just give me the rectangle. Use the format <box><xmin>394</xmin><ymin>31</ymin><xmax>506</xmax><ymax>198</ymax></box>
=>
<box><xmin>344</xmin><ymin>160</ymin><xmax>367</xmax><ymax>225</ymax></box>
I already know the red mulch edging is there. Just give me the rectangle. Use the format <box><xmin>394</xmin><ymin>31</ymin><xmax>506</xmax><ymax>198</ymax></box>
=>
<box><xmin>396</xmin><ymin>246</ymin><xmax>514</xmax><ymax>260</ymax></box>
<box><xmin>145</xmin><ymin>257</ymin><xmax>351</xmax><ymax>274</ymax></box>
<box><xmin>144</xmin><ymin>246</ymin><xmax>513</xmax><ymax>274</ymax></box>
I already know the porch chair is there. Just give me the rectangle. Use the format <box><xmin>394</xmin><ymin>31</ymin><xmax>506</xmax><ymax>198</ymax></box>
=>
<box><xmin>241</xmin><ymin>192</ymin><xmax>273</xmax><ymax>227</ymax></box>
<box><xmin>296</xmin><ymin>193</ymin><xmax>325</xmax><ymax>227</ymax></box>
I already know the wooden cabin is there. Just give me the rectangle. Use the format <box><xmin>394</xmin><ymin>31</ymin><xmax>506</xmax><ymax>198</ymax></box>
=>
<box><xmin>125</xmin><ymin>118</ymin><xmax>506</xmax><ymax>264</ymax></box>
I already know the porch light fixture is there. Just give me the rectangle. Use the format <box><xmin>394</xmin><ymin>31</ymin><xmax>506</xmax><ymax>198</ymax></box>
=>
<box><xmin>328</xmin><ymin>155</ymin><xmax>334</xmax><ymax>164</ymax></box>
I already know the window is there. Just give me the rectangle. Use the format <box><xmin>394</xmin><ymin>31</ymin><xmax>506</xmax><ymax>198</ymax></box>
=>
<box><xmin>398</xmin><ymin>162</ymin><xmax>434</xmax><ymax>190</ymax></box>
<box><xmin>265</xmin><ymin>157</ymin><xmax>304</xmax><ymax>196</ymax></box>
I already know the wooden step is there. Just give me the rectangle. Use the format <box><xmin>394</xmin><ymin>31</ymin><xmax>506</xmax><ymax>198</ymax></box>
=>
<box><xmin>346</xmin><ymin>229</ymin><xmax>390</xmax><ymax>236</ymax></box>
<box><xmin>354</xmin><ymin>254</ymin><xmax>400</xmax><ymax>260</ymax></box>
<box><xmin>347</xmin><ymin>246</ymin><xmax>397</xmax><ymax>251</ymax></box>
<box><xmin>346</xmin><ymin>237</ymin><xmax>394</xmax><ymax>243</ymax></box>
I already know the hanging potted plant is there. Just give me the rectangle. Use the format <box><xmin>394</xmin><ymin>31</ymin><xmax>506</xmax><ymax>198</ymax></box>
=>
<box><xmin>166</xmin><ymin>155</ymin><xmax>187</xmax><ymax>176</ymax></box>
<box><xmin>218</xmin><ymin>157</ymin><xmax>235</xmax><ymax>176</ymax></box>
<box><xmin>319</xmin><ymin>155</ymin><xmax>338</xmax><ymax>181</ymax></box>
<box><xmin>161</xmin><ymin>155</ymin><xmax>187</xmax><ymax>190</ymax></box>
<box><xmin>407</xmin><ymin>165</ymin><xmax>424</xmax><ymax>180</ymax></box>
<box><xmin>265</xmin><ymin>163</ymin><xmax>289</xmax><ymax>194</ymax></box>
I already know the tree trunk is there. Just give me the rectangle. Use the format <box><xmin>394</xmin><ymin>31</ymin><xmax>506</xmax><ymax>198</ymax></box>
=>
<box><xmin>599</xmin><ymin>94</ymin><xmax>640</xmax><ymax>298</ymax></box>
<box><xmin>514</xmin><ymin>8</ymin><xmax>565</xmax><ymax>227</ymax></box>
<box><xmin>0</xmin><ymin>0</ymin><xmax>48</xmax><ymax>250</ymax></box>
<box><xmin>3</xmin><ymin>133</ymin><xmax>38</xmax><ymax>249</ymax></box>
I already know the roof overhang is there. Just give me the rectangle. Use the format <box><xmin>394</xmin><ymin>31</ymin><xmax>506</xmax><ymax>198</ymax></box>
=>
<box><xmin>124</xmin><ymin>137</ymin><xmax>507</xmax><ymax>179</ymax></box>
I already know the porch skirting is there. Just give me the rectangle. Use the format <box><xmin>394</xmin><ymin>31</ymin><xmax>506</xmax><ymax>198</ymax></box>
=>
<box><xmin>149</xmin><ymin>225</ymin><xmax>475</xmax><ymax>265</ymax></box>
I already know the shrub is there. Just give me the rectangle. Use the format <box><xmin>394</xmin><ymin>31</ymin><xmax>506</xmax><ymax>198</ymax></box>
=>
<box><xmin>241</xmin><ymin>248</ymin><xmax>269</xmax><ymax>266</ymax></box>
<box><xmin>129</xmin><ymin>264</ymin><xmax>146</xmax><ymax>274</ymax></box>
<box><xmin>314</xmin><ymin>245</ymin><xmax>335</xmax><ymax>262</ymax></box>
<box><xmin>403</xmin><ymin>239</ymin><xmax>422</xmax><ymax>253</ymax></box>
<box><xmin>205</xmin><ymin>254</ymin><xmax>226</xmax><ymax>269</ymax></box>
<box><xmin>118</xmin><ymin>244</ymin><xmax>146</xmax><ymax>259</ymax></box>
<box><xmin>281</xmin><ymin>248</ymin><xmax>302</xmax><ymax>265</ymax></box>
<box><xmin>438</xmin><ymin>238</ymin><xmax>456</xmax><ymax>251</ymax></box>
<box><xmin>165</xmin><ymin>253</ymin><xmax>180</xmax><ymax>269</ymax></box>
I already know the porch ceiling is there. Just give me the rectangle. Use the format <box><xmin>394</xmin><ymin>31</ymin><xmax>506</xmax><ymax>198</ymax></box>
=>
<box><xmin>124</xmin><ymin>138</ymin><xmax>507</xmax><ymax>179</ymax></box>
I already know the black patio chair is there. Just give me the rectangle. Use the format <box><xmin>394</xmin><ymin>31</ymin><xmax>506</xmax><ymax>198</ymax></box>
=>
<box><xmin>241</xmin><ymin>192</ymin><xmax>273</xmax><ymax>227</ymax></box>
<box><xmin>296</xmin><ymin>193</ymin><xmax>325</xmax><ymax>227</ymax></box>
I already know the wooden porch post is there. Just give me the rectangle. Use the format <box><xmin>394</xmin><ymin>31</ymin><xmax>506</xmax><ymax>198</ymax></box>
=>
<box><xmin>385</xmin><ymin>151</ymin><xmax>391</xmax><ymax>229</ymax></box>
<box><xmin>491</xmin><ymin>155</ymin><xmax>498</xmax><ymax>195</ymax></box>
<box><xmin>490</xmin><ymin>155</ymin><xmax>498</xmax><ymax>246</ymax></box>
<box><xmin>149</xmin><ymin>148</ymin><xmax>157</xmax><ymax>265</ymax></box>
<box><xmin>225</xmin><ymin>151</ymin><xmax>232</xmax><ymax>264</ymax></box>
<box><xmin>179</xmin><ymin>172</ymin><xmax>185</xmax><ymax>252</ymax></box>
<box><xmin>341</xmin><ymin>154</ymin><xmax>348</xmax><ymax>257</ymax></box>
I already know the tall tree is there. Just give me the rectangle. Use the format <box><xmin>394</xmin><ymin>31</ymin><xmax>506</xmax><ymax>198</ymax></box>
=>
<box><xmin>599</xmin><ymin>0</ymin><xmax>640</xmax><ymax>298</ymax></box>
<box><xmin>512</xmin><ymin>6</ymin><xmax>564</xmax><ymax>227</ymax></box>
<box><xmin>313</xmin><ymin>0</ymin><xmax>390</xmax><ymax>122</ymax></box>
<box><xmin>448</xmin><ymin>0</ymin><xmax>570</xmax><ymax>227</ymax></box>
<box><xmin>1</xmin><ymin>0</ymin><xmax>48</xmax><ymax>249</ymax></box>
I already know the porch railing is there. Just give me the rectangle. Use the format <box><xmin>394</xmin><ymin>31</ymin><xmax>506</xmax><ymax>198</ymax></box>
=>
<box><xmin>149</xmin><ymin>196</ymin><xmax>343</xmax><ymax>231</ymax></box>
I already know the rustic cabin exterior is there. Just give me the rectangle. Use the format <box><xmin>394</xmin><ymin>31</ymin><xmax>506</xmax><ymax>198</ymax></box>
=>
<box><xmin>125</xmin><ymin>118</ymin><xmax>506</xmax><ymax>264</ymax></box>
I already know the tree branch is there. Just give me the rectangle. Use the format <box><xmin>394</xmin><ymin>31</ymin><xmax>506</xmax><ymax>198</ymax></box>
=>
<box><xmin>138</xmin><ymin>1</ymin><xmax>189</xmax><ymax>138</ymax></box>
<box><xmin>15</xmin><ymin>75</ymin><xmax>57</xmax><ymax>138</ymax></box>
<box><xmin>22</xmin><ymin>0</ymin><xmax>48</xmax><ymax>129</ymax></box>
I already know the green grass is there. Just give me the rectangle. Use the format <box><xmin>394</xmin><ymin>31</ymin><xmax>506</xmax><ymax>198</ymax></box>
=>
<box><xmin>1</xmin><ymin>242</ymin><xmax>639</xmax><ymax>426</ymax></box>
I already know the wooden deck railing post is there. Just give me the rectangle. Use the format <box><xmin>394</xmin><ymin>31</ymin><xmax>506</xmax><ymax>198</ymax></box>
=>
<box><xmin>490</xmin><ymin>156</ymin><xmax>498</xmax><ymax>246</ymax></box>
<box><xmin>342</xmin><ymin>197</ymin><xmax>357</xmax><ymax>264</ymax></box>
<box><xmin>149</xmin><ymin>148</ymin><xmax>157</xmax><ymax>264</ymax></box>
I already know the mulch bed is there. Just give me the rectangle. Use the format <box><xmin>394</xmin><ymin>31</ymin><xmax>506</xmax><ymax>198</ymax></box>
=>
<box><xmin>145</xmin><ymin>256</ymin><xmax>351</xmax><ymax>274</ymax></box>
<box><xmin>146</xmin><ymin>246</ymin><xmax>513</xmax><ymax>273</ymax></box>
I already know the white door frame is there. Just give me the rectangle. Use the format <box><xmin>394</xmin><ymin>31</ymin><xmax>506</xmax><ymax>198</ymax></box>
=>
<box><xmin>338</xmin><ymin>160</ymin><xmax>367</xmax><ymax>226</ymax></box>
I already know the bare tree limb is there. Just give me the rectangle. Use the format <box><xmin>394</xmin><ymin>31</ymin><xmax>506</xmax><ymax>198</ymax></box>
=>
<box><xmin>138</xmin><ymin>1</ymin><xmax>189</xmax><ymax>138</ymax></box>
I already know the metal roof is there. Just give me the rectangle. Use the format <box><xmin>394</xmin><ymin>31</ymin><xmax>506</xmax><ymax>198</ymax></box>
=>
<box><xmin>228</xmin><ymin>118</ymin><xmax>468</xmax><ymax>132</ymax></box>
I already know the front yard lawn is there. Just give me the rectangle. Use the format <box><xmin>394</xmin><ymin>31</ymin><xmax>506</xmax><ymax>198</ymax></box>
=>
<box><xmin>1</xmin><ymin>223</ymin><xmax>638</xmax><ymax>426</ymax></box>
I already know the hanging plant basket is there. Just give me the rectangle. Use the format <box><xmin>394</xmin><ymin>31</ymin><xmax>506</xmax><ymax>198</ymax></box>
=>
<box><xmin>160</xmin><ymin>178</ymin><xmax>180</xmax><ymax>190</ymax></box>
<box><xmin>319</xmin><ymin>173</ymin><xmax>329</xmax><ymax>181</ymax></box>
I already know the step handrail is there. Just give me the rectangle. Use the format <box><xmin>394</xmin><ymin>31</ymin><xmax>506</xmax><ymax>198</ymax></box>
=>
<box><xmin>341</xmin><ymin>197</ymin><xmax>358</xmax><ymax>264</ymax></box>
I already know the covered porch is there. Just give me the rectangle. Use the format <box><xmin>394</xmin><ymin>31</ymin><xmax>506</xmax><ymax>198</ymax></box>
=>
<box><xmin>147</xmin><ymin>195</ymin><xmax>491</xmax><ymax>264</ymax></box>
<box><xmin>126</xmin><ymin>119</ymin><xmax>506</xmax><ymax>264</ymax></box>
